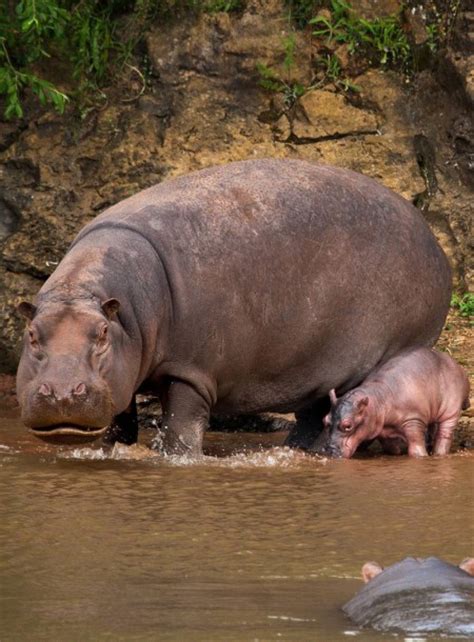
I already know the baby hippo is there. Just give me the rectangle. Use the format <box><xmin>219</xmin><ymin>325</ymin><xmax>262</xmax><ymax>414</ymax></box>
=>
<box><xmin>324</xmin><ymin>347</ymin><xmax>470</xmax><ymax>458</ymax></box>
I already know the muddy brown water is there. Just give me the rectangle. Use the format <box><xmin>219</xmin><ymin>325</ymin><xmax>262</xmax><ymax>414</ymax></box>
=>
<box><xmin>1</xmin><ymin>408</ymin><xmax>473</xmax><ymax>641</ymax></box>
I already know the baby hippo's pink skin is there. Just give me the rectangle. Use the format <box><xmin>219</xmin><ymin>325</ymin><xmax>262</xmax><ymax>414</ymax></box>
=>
<box><xmin>325</xmin><ymin>348</ymin><xmax>470</xmax><ymax>458</ymax></box>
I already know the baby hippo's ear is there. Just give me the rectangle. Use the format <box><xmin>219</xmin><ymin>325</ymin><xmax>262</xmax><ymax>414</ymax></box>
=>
<box><xmin>362</xmin><ymin>561</ymin><xmax>383</xmax><ymax>583</ymax></box>
<box><xmin>17</xmin><ymin>301</ymin><xmax>37</xmax><ymax>321</ymax></box>
<box><xmin>329</xmin><ymin>389</ymin><xmax>338</xmax><ymax>406</ymax></box>
<box><xmin>459</xmin><ymin>558</ymin><xmax>474</xmax><ymax>576</ymax></box>
<box><xmin>357</xmin><ymin>396</ymin><xmax>369</xmax><ymax>410</ymax></box>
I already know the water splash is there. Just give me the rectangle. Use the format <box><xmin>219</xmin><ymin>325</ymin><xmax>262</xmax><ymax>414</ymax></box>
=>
<box><xmin>163</xmin><ymin>446</ymin><xmax>325</xmax><ymax>469</ymax></box>
<box><xmin>59</xmin><ymin>443</ymin><xmax>327</xmax><ymax>469</ymax></box>
<box><xmin>63</xmin><ymin>443</ymin><xmax>159</xmax><ymax>461</ymax></box>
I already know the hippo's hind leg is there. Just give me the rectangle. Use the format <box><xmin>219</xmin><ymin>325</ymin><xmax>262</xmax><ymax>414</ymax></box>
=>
<box><xmin>284</xmin><ymin>396</ymin><xmax>330</xmax><ymax>451</ymax></box>
<box><xmin>155</xmin><ymin>380</ymin><xmax>210</xmax><ymax>457</ymax></box>
<box><xmin>103</xmin><ymin>395</ymin><xmax>139</xmax><ymax>445</ymax></box>
<box><xmin>432</xmin><ymin>416</ymin><xmax>460</xmax><ymax>455</ymax></box>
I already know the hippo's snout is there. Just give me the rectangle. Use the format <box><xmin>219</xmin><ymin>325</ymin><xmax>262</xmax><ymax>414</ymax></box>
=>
<box><xmin>37</xmin><ymin>380</ymin><xmax>89</xmax><ymax>403</ymax></box>
<box><xmin>20</xmin><ymin>377</ymin><xmax>114</xmax><ymax>444</ymax></box>
<box><xmin>328</xmin><ymin>446</ymin><xmax>343</xmax><ymax>458</ymax></box>
<box><xmin>310</xmin><ymin>434</ymin><xmax>344</xmax><ymax>458</ymax></box>
<box><xmin>30</xmin><ymin>424</ymin><xmax>109</xmax><ymax>445</ymax></box>
<box><xmin>320</xmin><ymin>432</ymin><xmax>354</xmax><ymax>458</ymax></box>
<box><xmin>324</xmin><ymin>443</ymin><xmax>344</xmax><ymax>458</ymax></box>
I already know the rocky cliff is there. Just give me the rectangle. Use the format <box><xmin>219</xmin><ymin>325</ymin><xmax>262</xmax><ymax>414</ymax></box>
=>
<box><xmin>0</xmin><ymin>0</ymin><xmax>472</xmax><ymax>372</ymax></box>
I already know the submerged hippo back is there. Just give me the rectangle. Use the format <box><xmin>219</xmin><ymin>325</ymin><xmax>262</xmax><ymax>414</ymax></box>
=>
<box><xmin>343</xmin><ymin>557</ymin><xmax>474</xmax><ymax>635</ymax></box>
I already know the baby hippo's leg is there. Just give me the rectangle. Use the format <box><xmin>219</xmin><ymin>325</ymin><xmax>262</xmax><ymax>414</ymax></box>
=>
<box><xmin>432</xmin><ymin>416</ymin><xmax>459</xmax><ymax>455</ymax></box>
<box><xmin>402</xmin><ymin>419</ymin><xmax>428</xmax><ymax>457</ymax></box>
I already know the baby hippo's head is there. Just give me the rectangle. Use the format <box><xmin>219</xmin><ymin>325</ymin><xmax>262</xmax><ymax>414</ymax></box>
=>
<box><xmin>324</xmin><ymin>388</ymin><xmax>370</xmax><ymax>458</ymax></box>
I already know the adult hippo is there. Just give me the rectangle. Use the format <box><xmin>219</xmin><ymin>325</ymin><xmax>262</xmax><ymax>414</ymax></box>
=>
<box><xmin>343</xmin><ymin>557</ymin><xmax>474</xmax><ymax>635</ymax></box>
<box><xmin>16</xmin><ymin>159</ymin><xmax>451</xmax><ymax>453</ymax></box>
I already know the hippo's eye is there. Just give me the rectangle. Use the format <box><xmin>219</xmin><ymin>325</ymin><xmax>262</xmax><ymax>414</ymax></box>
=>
<box><xmin>28</xmin><ymin>329</ymin><xmax>40</xmax><ymax>350</ymax></box>
<box><xmin>339</xmin><ymin>419</ymin><xmax>353</xmax><ymax>433</ymax></box>
<box><xmin>96</xmin><ymin>324</ymin><xmax>109</xmax><ymax>347</ymax></box>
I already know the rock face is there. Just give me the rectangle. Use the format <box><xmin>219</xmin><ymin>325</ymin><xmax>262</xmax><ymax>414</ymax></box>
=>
<box><xmin>0</xmin><ymin>0</ymin><xmax>472</xmax><ymax>372</ymax></box>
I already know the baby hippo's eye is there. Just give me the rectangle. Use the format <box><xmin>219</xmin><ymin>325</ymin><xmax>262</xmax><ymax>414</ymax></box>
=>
<box><xmin>339</xmin><ymin>419</ymin><xmax>353</xmax><ymax>433</ymax></box>
<box><xmin>323</xmin><ymin>414</ymin><xmax>331</xmax><ymax>427</ymax></box>
<box><xmin>97</xmin><ymin>324</ymin><xmax>109</xmax><ymax>346</ymax></box>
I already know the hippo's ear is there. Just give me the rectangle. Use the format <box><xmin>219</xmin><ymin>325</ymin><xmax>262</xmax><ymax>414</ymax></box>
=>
<box><xmin>17</xmin><ymin>301</ymin><xmax>37</xmax><ymax>321</ymax></box>
<box><xmin>362</xmin><ymin>561</ymin><xmax>383</xmax><ymax>583</ymax></box>
<box><xmin>329</xmin><ymin>388</ymin><xmax>338</xmax><ymax>406</ymax></box>
<box><xmin>101</xmin><ymin>298</ymin><xmax>120</xmax><ymax>319</ymax></box>
<box><xmin>357</xmin><ymin>396</ymin><xmax>369</xmax><ymax>410</ymax></box>
<box><xmin>459</xmin><ymin>558</ymin><xmax>474</xmax><ymax>576</ymax></box>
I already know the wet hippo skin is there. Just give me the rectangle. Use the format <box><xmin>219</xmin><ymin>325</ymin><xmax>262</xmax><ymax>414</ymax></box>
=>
<box><xmin>343</xmin><ymin>557</ymin><xmax>474</xmax><ymax>635</ymax></box>
<box><xmin>16</xmin><ymin>159</ymin><xmax>451</xmax><ymax>454</ymax></box>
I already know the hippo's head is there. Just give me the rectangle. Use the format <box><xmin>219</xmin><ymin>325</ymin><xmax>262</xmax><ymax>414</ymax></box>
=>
<box><xmin>323</xmin><ymin>388</ymin><xmax>370</xmax><ymax>458</ymax></box>
<box><xmin>361</xmin><ymin>557</ymin><xmax>474</xmax><ymax>584</ymax></box>
<box><xmin>16</xmin><ymin>297</ymin><xmax>134</xmax><ymax>445</ymax></box>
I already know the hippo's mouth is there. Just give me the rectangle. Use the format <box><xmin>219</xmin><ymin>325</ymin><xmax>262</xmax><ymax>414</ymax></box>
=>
<box><xmin>30</xmin><ymin>424</ymin><xmax>109</xmax><ymax>445</ymax></box>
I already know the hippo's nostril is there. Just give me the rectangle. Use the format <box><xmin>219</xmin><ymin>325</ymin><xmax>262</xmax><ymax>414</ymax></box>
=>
<box><xmin>38</xmin><ymin>383</ymin><xmax>53</xmax><ymax>397</ymax></box>
<box><xmin>326</xmin><ymin>444</ymin><xmax>343</xmax><ymax>458</ymax></box>
<box><xmin>72</xmin><ymin>382</ymin><xmax>87</xmax><ymax>397</ymax></box>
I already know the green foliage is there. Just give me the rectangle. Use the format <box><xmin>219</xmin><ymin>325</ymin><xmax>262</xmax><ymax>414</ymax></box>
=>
<box><xmin>257</xmin><ymin>32</ymin><xmax>359</xmax><ymax>106</ymax></box>
<box><xmin>0</xmin><ymin>0</ymin><xmax>71</xmax><ymax>118</ymax></box>
<box><xmin>284</xmin><ymin>0</ymin><xmax>322</xmax><ymax>28</ymax></box>
<box><xmin>317</xmin><ymin>53</ymin><xmax>360</xmax><ymax>92</ymax></box>
<box><xmin>0</xmin><ymin>0</ymin><xmax>460</xmax><ymax>118</ymax></box>
<box><xmin>0</xmin><ymin>0</ymin><xmax>246</xmax><ymax>119</ymax></box>
<box><xmin>69</xmin><ymin>7</ymin><xmax>114</xmax><ymax>83</ymax></box>
<box><xmin>0</xmin><ymin>1</ymin><xmax>124</xmax><ymax>119</ymax></box>
<box><xmin>418</xmin><ymin>0</ymin><xmax>462</xmax><ymax>49</ymax></box>
<box><xmin>426</xmin><ymin>23</ymin><xmax>439</xmax><ymax>53</ymax></box>
<box><xmin>256</xmin><ymin>62</ymin><xmax>306</xmax><ymax>107</ymax></box>
<box><xmin>204</xmin><ymin>0</ymin><xmax>243</xmax><ymax>12</ymax></box>
<box><xmin>311</xmin><ymin>0</ymin><xmax>411</xmax><ymax>69</ymax></box>
<box><xmin>257</xmin><ymin>35</ymin><xmax>307</xmax><ymax>107</ymax></box>
<box><xmin>0</xmin><ymin>52</ymin><xmax>68</xmax><ymax>119</ymax></box>
<box><xmin>451</xmin><ymin>293</ymin><xmax>474</xmax><ymax>318</ymax></box>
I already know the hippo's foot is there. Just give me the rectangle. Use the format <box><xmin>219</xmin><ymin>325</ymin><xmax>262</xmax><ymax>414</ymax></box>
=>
<box><xmin>103</xmin><ymin>397</ymin><xmax>139</xmax><ymax>445</ymax></box>
<box><xmin>284</xmin><ymin>396</ymin><xmax>330</xmax><ymax>452</ymax></box>
<box><xmin>154</xmin><ymin>380</ymin><xmax>209</xmax><ymax>457</ymax></box>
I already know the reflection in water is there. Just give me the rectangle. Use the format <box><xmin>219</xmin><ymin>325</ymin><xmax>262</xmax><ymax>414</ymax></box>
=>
<box><xmin>0</xmin><ymin>413</ymin><xmax>473</xmax><ymax>641</ymax></box>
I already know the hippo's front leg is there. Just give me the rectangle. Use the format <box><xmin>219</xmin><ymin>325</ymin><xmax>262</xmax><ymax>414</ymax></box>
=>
<box><xmin>157</xmin><ymin>380</ymin><xmax>210</xmax><ymax>456</ymax></box>
<box><xmin>402</xmin><ymin>419</ymin><xmax>428</xmax><ymax>457</ymax></box>
<box><xmin>103</xmin><ymin>396</ymin><xmax>139</xmax><ymax>445</ymax></box>
<box><xmin>284</xmin><ymin>396</ymin><xmax>331</xmax><ymax>451</ymax></box>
